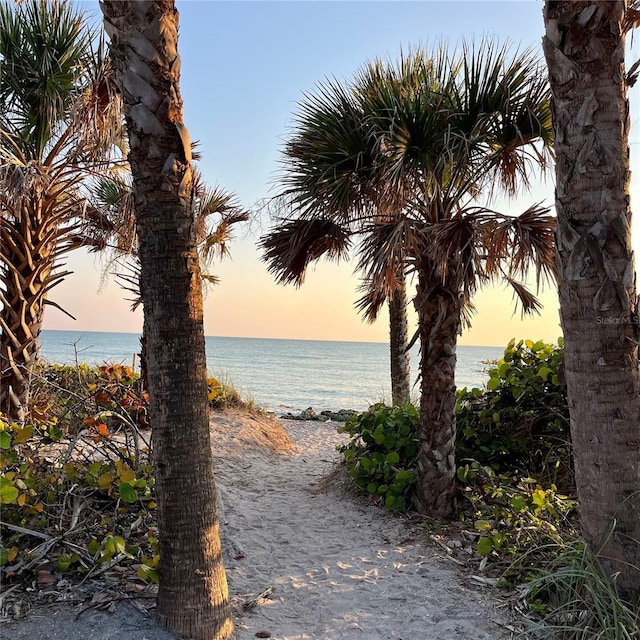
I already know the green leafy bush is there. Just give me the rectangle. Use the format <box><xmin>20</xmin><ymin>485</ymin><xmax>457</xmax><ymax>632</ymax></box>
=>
<box><xmin>337</xmin><ymin>404</ymin><xmax>419</xmax><ymax>512</ymax></box>
<box><xmin>456</xmin><ymin>338</ymin><xmax>571</xmax><ymax>492</ymax></box>
<box><xmin>0</xmin><ymin>363</ymin><xmax>158</xmax><ymax>586</ymax></box>
<box><xmin>337</xmin><ymin>339</ymin><xmax>577</xmax><ymax>569</ymax></box>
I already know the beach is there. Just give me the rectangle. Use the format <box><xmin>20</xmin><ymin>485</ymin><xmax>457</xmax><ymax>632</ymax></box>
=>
<box><xmin>4</xmin><ymin>412</ymin><xmax>513</xmax><ymax>640</ymax></box>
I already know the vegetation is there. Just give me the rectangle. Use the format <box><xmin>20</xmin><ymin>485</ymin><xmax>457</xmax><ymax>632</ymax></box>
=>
<box><xmin>337</xmin><ymin>344</ymin><xmax>574</xmax><ymax>607</ymax></box>
<box><xmin>263</xmin><ymin>41</ymin><xmax>556</xmax><ymax>519</ymax></box>
<box><xmin>0</xmin><ymin>0</ymin><xmax>123</xmax><ymax>418</ymax></box>
<box><xmin>338</xmin><ymin>337</ymin><xmax>640</xmax><ymax>635</ymax></box>
<box><xmin>207</xmin><ymin>374</ymin><xmax>259</xmax><ymax>413</ymax></box>
<box><xmin>0</xmin><ymin>364</ymin><xmax>159</xmax><ymax>587</ymax></box>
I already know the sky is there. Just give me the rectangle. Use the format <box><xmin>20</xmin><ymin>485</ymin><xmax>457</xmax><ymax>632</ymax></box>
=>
<box><xmin>44</xmin><ymin>0</ymin><xmax>640</xmax><ymax>346</ymax></box>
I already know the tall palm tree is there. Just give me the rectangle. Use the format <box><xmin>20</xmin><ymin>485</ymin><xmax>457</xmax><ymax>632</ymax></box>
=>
<box><xmin>0</xmin><ymin>0</ymin><xmax>122</xmax><ymax>419</ymax></box>
<box><xmin>261</xmin><ymin>75</ymin><xmax>413</xmax><ymax>406</ymax></box>
<box><xmin>543</xmin><ymin>0</ymin><xmax>640</xmax><ymax>596</ymax></box>
<box><xmin>264</xmin><ymin>43</ymin><xmax>555</xmax><ymax>518</ymax></box>
<box><xmin>100</xmin><ymin>1</ymin><xmax>233</xmax><ymax>638</ymax></box>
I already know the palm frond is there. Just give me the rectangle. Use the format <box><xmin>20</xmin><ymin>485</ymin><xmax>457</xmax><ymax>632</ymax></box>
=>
<box><xmin>355</xmin><ymin>218</ymin><xmax>412</xmax><ymax>298</ymax></box>
<box><xmin>504</xmin><ymin>276</ymin><xmax>544</xmax><ymax>316</ymax></box>
<box><xmin>354</xmin><ymin>282</ymin><xmax>387</xmax><ymax>323</ymax></box>
<box><xmin>498</xmin><ymin>203</ymin><xmax>557</xmax><ymax>285</ymax></box>
<box><xmin>259</xmin><ymin>218</ymin><xmax>352</xmax><ymax>286</ymax></box>
<box><xmin>278</xmin><ymin>75</ymin><xmax>379</xmax><ymax>222</ymax></box>
<box><xmin>194</xmin><ymin>180</ymin><xmax>250</xmax><ymax>265</ymax></box>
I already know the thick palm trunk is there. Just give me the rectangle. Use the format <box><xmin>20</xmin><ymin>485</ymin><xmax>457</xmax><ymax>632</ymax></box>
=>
<box><xmin>388</xmin><ymin>268</ymin><xmax>411</xmax><ymax>406</ymax></box>
<box><xmin>100</xmin><ymin>2</ymin><xmax>233</xmax><ymax>638</ymax></box>
<box><xmin>413</xmin><ymin>271</ymin><xmax>460</xmax><ymax>518</ymax></box>
<box><xmin>543</xmin><ymin>0</ymin><xmax>640</xmax><ymax>596</ymax></box>
<box><xmin>0</xmin><ymin>209</ymin><xmax>55</xmax><ymax>419</ymax></box>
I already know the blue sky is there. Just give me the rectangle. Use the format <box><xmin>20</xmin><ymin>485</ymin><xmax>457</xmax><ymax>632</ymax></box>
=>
<box><xmin>48</xmin><ymin>1</ymin><xmax>639</xmax><ymax>346</ymax></box>
<box><xmin>177</xmin><ymin>1</ymin><xmax>551</xmax><ymax>206</ymax></box>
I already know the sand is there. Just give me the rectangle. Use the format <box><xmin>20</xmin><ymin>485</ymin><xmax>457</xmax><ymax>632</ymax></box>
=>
<box><xmin>2</xmin><ymin>412</ymin><xmax>513</xmax><ymax>640</ymax></box>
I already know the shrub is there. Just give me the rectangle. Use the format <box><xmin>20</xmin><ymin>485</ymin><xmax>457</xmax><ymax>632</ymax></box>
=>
<box><xmin>207</xmin><ymin>374</ymin><xmax>258</xmax><ymax>412</ymax></box>
<box><xmin>337</xmin><ymin>339</ymin><xmax>578</xmax><ymax>570</ymax></box>
<box><xmin>0</xmin><ymin>363</ymin><xmax>158</xmax><ymax>587</ymax></box>
<box><xmin>456</xmin><ymin>338</ymin><xmax>571</xmax><ymax>492</ymax></box>
<box><xmin>337</xmin><ymin>403</ymin><xmax>419</xmax><ymax>512</ymax></box>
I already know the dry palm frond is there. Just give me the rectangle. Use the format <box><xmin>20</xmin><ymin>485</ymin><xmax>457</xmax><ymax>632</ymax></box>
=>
<box><xmin>501</xmin><ymin>203</ymin><xmax>556</xmax><ymax>284</ymax></box>
<box><xmin>427</xmin><ymin>211</ymin><xmax>488</xmax><ymax>295</ymax></box>
<box><xmin>355</xmin><ymin>218</ymin><xmax>412</xmax><ymax>297</ymax></box>
<box><xmin>624</xmin><ymin>0</ymin><xmax>640</xmax><ymax>35</ymax></box>
<box><xmin>503</xmin><ymin>276</ymin><xmax>544</xmax><ymax>316</ymax></box>
<box><xmin>259</xmin><ymin>218</ymin><xmax>352</xmax><ymax>286</ymax></box>
<box><xmin>354</xmin><ymin>284</ymin><xmax>388</xmax><ymax>323</ymax></box>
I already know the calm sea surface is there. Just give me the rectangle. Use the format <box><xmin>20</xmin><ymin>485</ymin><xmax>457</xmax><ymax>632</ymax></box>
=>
<box><xmin>40</xmin><ymin>330</ymin><xmax>504</xmax><ymax>414</ymax></box>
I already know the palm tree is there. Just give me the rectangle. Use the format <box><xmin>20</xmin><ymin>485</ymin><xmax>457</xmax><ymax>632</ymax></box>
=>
<box><xmin>265</xmin><ymin>43</ymin><xmax>555</xmax><ymax>518</ymax></box>
<box><xmin>0</xmin><ymin>0</ymin><xmax>122</xmax><ymax>419</ymax></box>
<box><xmin>261</xmin><ymin>75</ymin><xmax>413</xmax><ymax>406</ymax></box>
<box><xmin>543</xmin><ymin>0</ymin><xmax>640</xmax><ymax>596</ymax></box>
<box><xmin>93</xmin><ymin>169</ymin><xmax>248</xmax><ymax>390</ymax></box>
<box><xmin>99</xmin><ymin>1</ymin><xmax>233</xmax><ymax>638</ymax></box>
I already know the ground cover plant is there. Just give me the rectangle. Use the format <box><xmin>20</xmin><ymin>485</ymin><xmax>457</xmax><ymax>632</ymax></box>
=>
<box><xmin>338</xmin><ymin>339</ymin><xmax>638</xmax><ymax>637</ymax></box>
<box><xmin>0</xmin><ymin>363</ymin><xmax>160</xmax><ymax>595</ymax></box>
<box><xmin>0</xmin><ymin>363</ymin><xmax>263</xmax><ymax>601</ymax></box>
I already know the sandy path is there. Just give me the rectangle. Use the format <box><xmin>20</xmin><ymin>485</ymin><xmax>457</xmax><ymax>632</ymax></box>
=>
<box><xmin>3</xmin><ymin>414</ymin><xmax>512</xmax><ymax>640</ymax></box>
<box><xmin>215</xmin><ymin>417</ymin><xmax>510</xmax><ymax>640</ymax></box>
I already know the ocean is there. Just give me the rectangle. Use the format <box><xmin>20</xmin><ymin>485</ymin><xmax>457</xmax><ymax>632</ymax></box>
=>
<box><xmin>39</xmin><ymin>330</ymin><xmax>504</xmax><ymax>414</ymax></box>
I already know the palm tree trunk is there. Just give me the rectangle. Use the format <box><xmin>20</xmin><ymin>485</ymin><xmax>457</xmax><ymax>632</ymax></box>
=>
<box><xmin>0</xmin><ymin>211</ymin><xmax>53</xmax><ymax>420</ymax></box>
<box><xmin>543</xmin><ymin>0</ymin><xmax>640</xmax><ymax>596</ymax></box>
<box><xmin>100</xmin><ymin>2</ymin><xmax>233</xmax><ymax>638</ymax></box>
<box><xmin>413</xmin><ymin>270</ymin><xmax>460</xmax><ymax>518</ymax></box>
<box><xmin>388</xmin><ymin>268</ymin><xmax>411</xmax><ymax>406</ymax></box>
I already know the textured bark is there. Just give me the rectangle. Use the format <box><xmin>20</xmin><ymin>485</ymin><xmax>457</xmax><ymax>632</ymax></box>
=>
<box><xmin>543</xmin><ymin>0</ymin><xmax>640</xmax><ymax>595</ymax></box>
<box><xmin>99</xmin><ymin>1</ymin><xmax>233</xmax><ymax>637</ymax></box>
<box><xmin>0</xmin><ymin>196</ymin><xmax>57</xmax><ymax>419</ymax></box>
<box><xmin>413</xmin><ymin>270</ymin><xmax>460</xmax><ymax>518</ymax></box>
<box><xmin>388</xmin><ymin>268</ymin><xmax>411</xmax><ymax>406</ymax></box>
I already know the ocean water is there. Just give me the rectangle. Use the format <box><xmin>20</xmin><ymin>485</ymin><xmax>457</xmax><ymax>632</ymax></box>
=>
<box><xmin>39</xmin><ymin>330</ymin><xmax>504</xmax><ymax>414</ymax></box>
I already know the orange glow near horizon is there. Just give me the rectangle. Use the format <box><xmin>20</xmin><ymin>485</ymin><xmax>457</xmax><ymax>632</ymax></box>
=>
<box><xmin>44</xmin><ymin>247</ymin><xmax>562</xmax><ymax>348</ymax></box>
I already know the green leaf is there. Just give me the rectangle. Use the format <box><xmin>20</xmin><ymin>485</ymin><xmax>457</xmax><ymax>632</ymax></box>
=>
<box><xmin>0</xmin><ymin>432</ymin><xmax>11</xmax><ymax>449</ymax></box>
<box><xmin>87</xmin><ymin>539</ymin><xmax>100</xmax><ymax>555</ymax></box>
<box><xmin>497</xmin><ymin>362</ymin><xmax>511</xmax><ymax>378</ymax></box>
<box><xmin>385</xmin><ymin>451</ymin><xmax>400</xmax><ymax>465</ymax></box>
<box><xmin>510</xmin><ymin>494</ymin><xmax>528</xmax><ymax>513</ymax></box>
<box><xmin>474</xmin><ymin>519</ymin><xmax>492</xmax><ymax>531</ymax></box>
<box><xmin>477</xmin><ymin>537</ymin><xmax>494</xmax><ymax>556</ymax></box>
<box><xmin>118</xmin><ymin>482</ymin><xmax>138</xmax><ymax>503</ymax></box>
<box><xmin>373</xmin><ymin>425</ymin><xmax>385</xmax><ymax>445</ymax></box>
<box><xmin>0</xmin><ymin>481</ymin><xmax>19</xmax><ymax>504</ymax></box>
<box><xmin>88</xmin><ymin>462</ymin><xmax>102</xmax><ymax>475</ymax></box>
<box><xmin>137</xmin><ymin>564</ymin><xmax>159</xmax><ymax>584</ymax></box>
<box><xmin>486</xmin><ymin>376</ymin><xmax>500</xmax><ymax>391</ymax></box>
<box><xmin>13</xmin><ymin>425</ymin><xmax>34</xmax><ymax>444</ymax></box>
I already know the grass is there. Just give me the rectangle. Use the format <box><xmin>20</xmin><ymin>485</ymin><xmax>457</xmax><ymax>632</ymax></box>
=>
<box><xmin>520</xmin><ymin>539</ymin><xmax>640</xmax><ymax>639</ymax></box>
<box><xmin>207</xmin><ymin>371</ymin><xmax>262</xmax><ymax>413</ymax></box>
